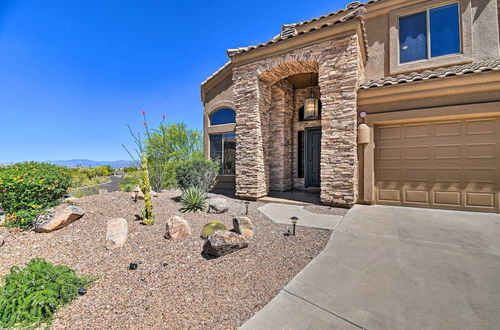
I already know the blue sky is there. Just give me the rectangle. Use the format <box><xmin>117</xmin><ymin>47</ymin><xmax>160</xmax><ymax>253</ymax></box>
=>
<box><xmin>0</xmin><ymin>0</ymin><xmax>346</xmax><ymax>162</ymax></box>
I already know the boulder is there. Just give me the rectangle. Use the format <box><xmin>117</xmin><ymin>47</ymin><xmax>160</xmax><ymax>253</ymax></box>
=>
<box><xmin>202</xmin><ymin>230</ymin><xmax>248</xmax><ymax>257</ymax></box>
<box><xmin>134</xmin><ymin>186</ymin><xmax>159</xmax><ymax>200</ymax></box>
<box><xmin>207</xmin><ymin>198</ymin><xmax>229</xmax><ymax>214</ymax></box>
<box><xmin>164</xmin><ymin>215</ymin><xmax>192</xmax><ymax>240</ymax></box>
<box><xmin>233</xmin><ymin>216</ymin><xmax>254</xmax><ymax>239</ymax></box>
<box><xmin>106</xmin><ymin>218</ymin><xmax>128</xmax><ymax>250</ymax></box>
<box><xmin>34</xmin><ymin>205</ymin><xmax>85</xmax><ymax>233</ymax></box>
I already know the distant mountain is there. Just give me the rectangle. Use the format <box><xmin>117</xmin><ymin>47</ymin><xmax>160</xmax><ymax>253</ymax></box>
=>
<box><xmin>47</xmin><ymin>159</ymin><xmax>137</xmax><ymax>169</ymax></box>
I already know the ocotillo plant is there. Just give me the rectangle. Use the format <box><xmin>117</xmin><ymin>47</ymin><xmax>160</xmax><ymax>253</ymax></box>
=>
<box><xmin>140</xmin><ymin>152</ymin><xmax>154</xmax><ymax>225</ymax></box>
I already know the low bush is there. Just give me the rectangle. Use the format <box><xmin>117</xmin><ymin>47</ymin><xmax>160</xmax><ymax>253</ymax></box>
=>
<box><xmin>0</xmin><ymin>258</ymin><xmax>93</xmax><ymax>329</ymax></box>
<box><xmin>118</xmin><ymin>170</ymin><xmax>142</xmax><ymax>192</ymax></box>
<box><xmin>175</xmin><ymin>159</ymin><xmax>219</xmax><ymax>192</ymax></box>
<box><xmin>69</xmin><ymin>166</ymin><xmax>113</xmax><ymax>188</ymax></box>
<box><xmin>0</xmin><ymin>162</ymin><xmax>72</xmax><ymax>229</ymax></box>
<box><xmin>200</xmin><ymin>221</ymin><xmax>227</xmax><ymax>239</ymax></box>
<box><xmin>180</xmin><ymin>187</ymin><xmax>207</xmax><ymax>213</ymax></box>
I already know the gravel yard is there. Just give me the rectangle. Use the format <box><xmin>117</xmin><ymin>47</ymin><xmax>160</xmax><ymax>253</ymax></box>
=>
<box><xmin>0</xmin><ymin>191</ymin><xmax>331</xmax><ymax>329</ymax></box>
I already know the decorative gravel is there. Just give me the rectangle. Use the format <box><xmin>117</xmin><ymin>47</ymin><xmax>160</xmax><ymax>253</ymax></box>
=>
<box><xmin>0</xmin><ymin>191</ymin><xmax>330</xmax><ymax>329</ymax></box>
<box><xmin>304</xmin><ymin>205</ymin><xmax>349</xmax><ymax>216</ymax></box>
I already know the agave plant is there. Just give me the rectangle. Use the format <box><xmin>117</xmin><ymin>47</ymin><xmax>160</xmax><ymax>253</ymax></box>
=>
<box><xmin>180</xmin><ymin>187</ymin><xmax>207</xmax><ymax>213</ymax></box>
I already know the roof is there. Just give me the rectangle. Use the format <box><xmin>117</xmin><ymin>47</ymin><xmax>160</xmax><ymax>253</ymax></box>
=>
<box><xmin>227</xmin><ymin>6</ymin><xmax>368</xmax><ymax>58</ymax></box>
<box><xmin>201</xmin><ymin>61</ymin><xmax>231</xmax><ymax>86</ymax></box>
<box><xmin>289</xmin><ymin>0</ymin><xmax>386</xmax><ymax>27</ymax></box>
<box><xmin>361</xmin><ymin>59</ymin><xmax>500</xmax><ymax>89</ymax></box>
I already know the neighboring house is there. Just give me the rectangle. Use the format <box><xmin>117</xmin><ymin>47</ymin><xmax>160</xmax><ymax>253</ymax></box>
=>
<box><xmin>201</xmin><ymin>0</ymin><xmax>500</xmax><ymax>213</ymax></box>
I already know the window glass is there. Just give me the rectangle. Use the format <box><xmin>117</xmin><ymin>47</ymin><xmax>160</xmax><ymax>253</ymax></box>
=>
<box><xmin>430</xmin><ymin>3</ymin><xmax>460</xmax><ymax>57</ymax></box>
<box><xmin>399</xmin><ymin>11</ymin><xmax>427</xmax><ymax>63</ymax></box>
<box><xmin>209</xmin><ymin>108</ymin><xmax>236</xmax><ymax>125</ymax></box>
<box><xmin>209</xmin><ymin>133</ymin><xmax>235</xmax><ymax>175</ymax></box>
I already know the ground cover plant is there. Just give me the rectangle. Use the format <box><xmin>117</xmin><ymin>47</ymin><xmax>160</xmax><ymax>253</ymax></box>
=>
<box><xmin>0</xmin><ymin>258</ymin><xmax>93</xmax><ymax>329</ymax></box>
<box><xmin>0</xmin><ymin>162</ymin><xmax>72</xmax><ymax>229</ymax></box>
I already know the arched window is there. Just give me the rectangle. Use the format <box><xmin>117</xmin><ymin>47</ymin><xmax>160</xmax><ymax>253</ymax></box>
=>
<box><xmin>210</xmin><ymin>108</ymin><xmax>236</xmax><ymax>125</ymax></box>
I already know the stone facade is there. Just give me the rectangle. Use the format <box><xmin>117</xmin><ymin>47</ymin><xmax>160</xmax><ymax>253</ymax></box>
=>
<box><xmin>232</xmin><ymin>34</ymin><xmax>363</xmax><ymax>205</ymax></box>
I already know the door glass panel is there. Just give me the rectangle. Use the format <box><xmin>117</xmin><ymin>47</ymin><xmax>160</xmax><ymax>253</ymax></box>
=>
<box><xmin>430</xmin><ymin>3</ymin><xmax>460</xmax><ymax>57</ymax></box>
<box><xmin>222</xmin><ymin>133</ymin><xmax>236</xmax><ymax>175</ymax></box>
<box><xmin>399</xmin><ymin>11</ymin><xmax>427</xmax><ymax>63</ymax></box>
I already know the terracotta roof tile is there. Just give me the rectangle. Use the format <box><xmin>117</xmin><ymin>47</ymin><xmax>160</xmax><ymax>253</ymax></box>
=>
<box><xmin>361</xmin><ymin>59</ymin><xmax>500</xmax><ymax>89</ymax></box>
<box><xmin>227</xmin><ymin>6</ymin><xmax>368</xmax><ymax>58</ymax></box>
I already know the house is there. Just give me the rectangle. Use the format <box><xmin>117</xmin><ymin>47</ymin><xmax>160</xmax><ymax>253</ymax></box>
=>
<box><xmin>201</xmin><ymin>0</ymin><xmax>500</xmax><ymax>213</ymax></box>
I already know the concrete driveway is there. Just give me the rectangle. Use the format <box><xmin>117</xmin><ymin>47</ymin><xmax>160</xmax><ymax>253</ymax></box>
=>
<box><xmin>242</xmin><ymin>205</ymin><xmax>500</xmax><ymax>330</ymax></box>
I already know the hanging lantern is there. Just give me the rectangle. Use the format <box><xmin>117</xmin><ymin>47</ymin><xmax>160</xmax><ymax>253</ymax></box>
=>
<box><xmin>303</xmin><ymin>73</ymin><xmax>319</xmax><ymax>119</ymax></box>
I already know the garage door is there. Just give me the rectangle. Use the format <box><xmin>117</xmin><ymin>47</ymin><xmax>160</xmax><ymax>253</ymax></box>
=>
<box><xmin>375</xmin><ymin>117</ymin><xmax>500</xmax><ymax>212</ymax></box>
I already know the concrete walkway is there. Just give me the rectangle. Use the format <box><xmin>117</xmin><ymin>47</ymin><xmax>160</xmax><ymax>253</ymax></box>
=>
<box><xmin>242</xmin><ymin>205</ymin><xmax>500</xmax><ymax>330</ymax></box>
<box><xmin>258</xmin><ymin>203</ymin><xmax>343</xmax><ymax>230</ymax></box>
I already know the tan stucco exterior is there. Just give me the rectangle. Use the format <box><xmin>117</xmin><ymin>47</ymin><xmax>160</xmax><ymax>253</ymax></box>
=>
<box><xmin>201</xmin><ymin>0</ymin><xmax>500</xmax><ymax>212</ymax></box>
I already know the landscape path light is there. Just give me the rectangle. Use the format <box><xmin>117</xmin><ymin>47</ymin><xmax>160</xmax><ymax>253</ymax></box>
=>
<box><xmin>291</xmin><ymin>216</ymin><xmax>299</xmax><ymax>236</ymax></box>
<box><xmin>245</xmin><ymin>201</ymin><xmax>250</xmax><ymax>215</ymax></box>
<box><xmin>133</xmin><ymin>187</ymin><xmax>140</xmax><ymax>203</ymax></box>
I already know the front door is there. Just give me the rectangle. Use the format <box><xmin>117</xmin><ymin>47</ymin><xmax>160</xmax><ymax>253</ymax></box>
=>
<box><xmin>305</xmin><ymin>127</ymin><xmax>321</xmax><ymax>187</ymax></box>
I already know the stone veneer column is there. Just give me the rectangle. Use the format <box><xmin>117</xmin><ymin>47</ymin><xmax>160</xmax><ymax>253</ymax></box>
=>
<box><xmin>232</xmin><ymin>66</ymin><xmax>269</xmax><ymax>199</ymax></box>
<box><xmin>269</xmin><ymin>79</ymin><xmax>294</xmax><ymax>191</ymax></box>
<box><xmin>318</xmin><ymin>35</ymin><xmax>361</xmax><ymax>206</ymax></box>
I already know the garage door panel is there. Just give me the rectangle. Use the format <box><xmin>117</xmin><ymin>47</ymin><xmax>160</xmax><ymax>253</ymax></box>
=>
<box><xmin>465</xmin><ymin>118</ymin><xmax>497</xmax><ymax>135</ymax></box>
<box><xmin>375</xmin><ymin>116</ymin><xmax>500</xmax><ymax>212</ymax></box>
<box><xmin>465</xmin><ymin>192</ymin><xmax>495</xmax><ymax>208</ymax></box>
<box><xmin>434</xmin><ymin>121</ymin><xmax>462</xmax><ymax>137</ymax></box>
<box><xmin>434</xmin><ymin>191</ymin><xmax>462</xmax><ymax>206</ymax></box>
<box><xmin>434</xmin><ymin>144</ymin><xmax>462</xmax><ymax>160</ymax></box>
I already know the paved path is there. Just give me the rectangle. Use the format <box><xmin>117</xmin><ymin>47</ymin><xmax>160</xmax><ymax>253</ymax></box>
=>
<box><xmin>98</xmin><ymin>175</ymin><xmax>122</xmax><ymax>192</ymax></box>
<box><xmin>242</xmin><ymin>205</ymin><xmax>500</xmax><ymax>330</ymax></box>
<box><xmin>258</xmin><ymin>203</ymin><xmax>343</xmax><ymax>230</ymax></box>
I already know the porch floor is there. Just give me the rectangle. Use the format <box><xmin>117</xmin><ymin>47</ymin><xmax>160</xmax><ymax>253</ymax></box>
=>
<box><xmin>258</xmin><ymin>189</ymin><xmax>321</xmax><ymax>206</ymax></box>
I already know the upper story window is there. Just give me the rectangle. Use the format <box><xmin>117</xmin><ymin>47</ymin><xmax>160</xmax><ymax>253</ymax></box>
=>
<box><xmin>399</xmin><ymin>3</ymin><xmax>460</xmax><ymax>64</ymax></box>
<box><xmin>209</xmin><ymin>108</ymin><xmax>236</xmax><ymax>125</ymax></box>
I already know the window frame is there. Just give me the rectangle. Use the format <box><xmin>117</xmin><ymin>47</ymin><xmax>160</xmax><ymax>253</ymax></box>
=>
<box><xmin>398</xmin><ymin>2</ymin><xmax>462</xmax><ymax>65</ymax></box>
<box><xmin>389</xmin><ymin>0</ymin><xmax>472</xmax><ymax>75</ymax></box>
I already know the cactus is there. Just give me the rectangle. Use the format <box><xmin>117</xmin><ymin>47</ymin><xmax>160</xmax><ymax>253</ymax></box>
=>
<box><xmin>140</xmin><ymin>152</ymin><xmax>154</xmax><ymax>225</ymax></box>
<box><xmin>200</xmin><ymin>221</ymin><xmax>227</xmax><ymax>239</ymax></box>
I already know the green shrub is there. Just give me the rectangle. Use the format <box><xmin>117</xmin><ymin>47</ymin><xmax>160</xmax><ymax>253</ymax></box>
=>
<box><xmin>118</xmin><ymin>170</ymin><xmax>142</xmax><ymax>192</ymax></box>
<box><xmin>180</xmin><ymin>187</ymin><xmax>207</xmax><ymax>213</ymax></box>
<box><xmin>69</xmin><ymin>166</ymin><xmax>113</xmax><ymax>188</ymax></box>
<box><xmin>0</xmin><ymin>162</ymin><xmax>72</xmax><ymax>228</ymax></box>
<box><xmin>3</xmin><ymin>209</ymin><xmax>42</xmax><ymax>230</ymax></box>
<box><xmin>175</xmin><ymin>159</ymin><xmax>219</xmax><ymax>192</ymax></box>
<box><xmin>200</xmin><ymin>221</ymin><xmax>227</xmax><ymax>239</ymax></box>
<box><xmin>0</xmin><ymin>258</ymin><xmax>93</xmax><ymax>329</ymax></box>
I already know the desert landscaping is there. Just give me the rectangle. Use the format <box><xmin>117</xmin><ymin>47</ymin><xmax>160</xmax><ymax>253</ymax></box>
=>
<box><xmin>0</xmin><ymin>190</ymin><xmax>331</xmax><ymax>329</ymax></box>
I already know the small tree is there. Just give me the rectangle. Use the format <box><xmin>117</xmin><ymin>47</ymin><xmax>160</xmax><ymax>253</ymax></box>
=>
<box><xmin>140</xmin><ymin>152</ymin><xmax>154</xmax><ymax>225</ymax></box>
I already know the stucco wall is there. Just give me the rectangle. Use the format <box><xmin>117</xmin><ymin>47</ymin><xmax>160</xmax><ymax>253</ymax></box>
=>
<box><xmin>363</xmin><ymin>0</ymin><xmax>500</xmax><ymax>80</ymax></box>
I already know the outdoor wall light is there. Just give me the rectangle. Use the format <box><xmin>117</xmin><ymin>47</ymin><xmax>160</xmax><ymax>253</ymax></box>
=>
<box><xmin>291</xmin><ymin>216</ymin><xmax>299</xmax><ymax>236</ymax></box>
<box><xmin>304</xmin><ymin>73</ymin><xmax>319</xmax><ymax>119</ymax></box>
<box><xmin>133</xmin><ymin>187</ymin><xmax>140</xmax><ymax>203</ymax></box>
<box><xmin>245</xmin><ymin>201</ymin><xmax>250</xmax><ymax>215</ymax></box>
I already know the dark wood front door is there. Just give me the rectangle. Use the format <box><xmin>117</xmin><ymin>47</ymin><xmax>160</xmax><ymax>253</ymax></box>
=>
<box><xmin>305</xmin><ymin>127</ymin><xmax>321</xmax><ymax>187</ymax></box>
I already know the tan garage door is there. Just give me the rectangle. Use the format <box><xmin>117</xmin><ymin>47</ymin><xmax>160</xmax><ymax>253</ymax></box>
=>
<box><xmin>375</xmin><ymin>116</ymin><xmax>500</xmax><ymax>212</ymax></box>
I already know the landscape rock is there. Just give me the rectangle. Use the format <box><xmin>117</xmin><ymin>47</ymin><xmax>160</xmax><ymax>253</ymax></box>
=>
<box><xmin>164</xmin><ymin>215</ymin><xmax>192</xmax><ymax>240</ymax></box>
<box><xmin>106</xmin><ymin>218</ymin><xmax>128</xmax><ymax>250</ymax></box>
<box><xmin>64</xmin><ymin>197</ymin><xmax>78</xmax><ymax>205</ymax></box>
<box><xmin>34</xmin><ymin>205</ymin><xmax>85</xmax><ymax>233</ymax></box>
<box><xmin>134</xmin><ymin>186</ymin><xmax>159</xmax><ymax>200</ymax></box>
<box><xmin>207</xmin><ymin>198</ymin><xmax>229</xmax><ymax>214</ymax></box>
<box><xmin>0</xmin><ymin>215</ymin><xmax>5</xmax><ymax>226</ymax></box>
<box><xmin>202</xmin><ymin>230</ymin><xmax>248</xmax><ymax>257</ymax></box>
<box><xmin>233</xmin><ymin>216</ymin><xmax>254</xmax><ymax>238</ymax></box>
